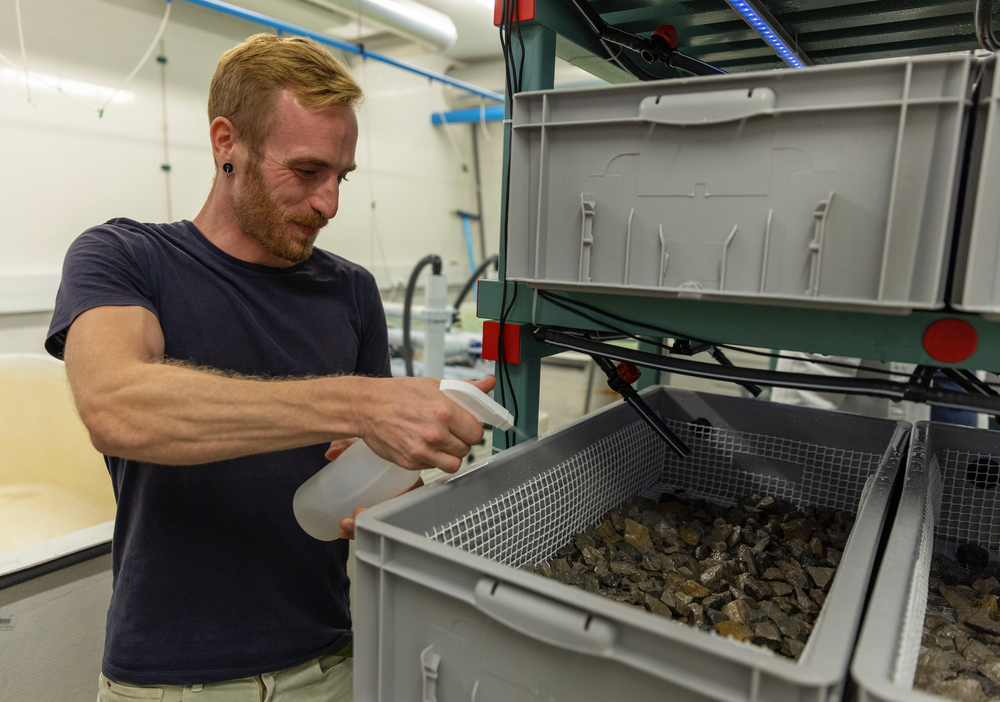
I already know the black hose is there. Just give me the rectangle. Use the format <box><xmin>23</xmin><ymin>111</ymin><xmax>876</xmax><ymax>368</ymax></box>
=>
<box><xmin>403</xmin><ymin>255</ymin><xmax>442</xmax><ymax>377</ymax></box>
<box><xmin>534</xmin><ymin>327</ymin><xmax>1000</xmax><ymax>415</ymax></box>
<box><xmin>452</xmin><ymin>255</ymin><xmax>499</xmax><ymax>318</ymax></box>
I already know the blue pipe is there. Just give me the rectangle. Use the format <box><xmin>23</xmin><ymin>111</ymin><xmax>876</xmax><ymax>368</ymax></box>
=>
<box><xmin>431</xmin><ymin>105</ymin><xmax>504</xmax><ymax>125</ymax></box>
<box><xmin>178</xmin><ymin>0</ymin><xmax>504</xmax><ymax>102</ymax></box>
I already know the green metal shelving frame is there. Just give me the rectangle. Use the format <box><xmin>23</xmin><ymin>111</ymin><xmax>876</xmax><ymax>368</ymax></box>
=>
<box><xmin>482</xmin><ymin>0</ymin><xmax>998</xmax><ymax>445</ymax></box>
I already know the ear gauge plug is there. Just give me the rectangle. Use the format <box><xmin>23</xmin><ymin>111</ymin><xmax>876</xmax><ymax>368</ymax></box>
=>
<box><xmin>223</xmin><ymin>163</ymin><xmax>233</xmax><ymax>176</ymax></box>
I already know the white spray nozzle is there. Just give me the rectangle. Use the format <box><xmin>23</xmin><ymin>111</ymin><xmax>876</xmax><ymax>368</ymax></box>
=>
<box><xmin>439</xmin><ymin>379</ymin><xmax>514</xmax><ymax>431</ymax></box>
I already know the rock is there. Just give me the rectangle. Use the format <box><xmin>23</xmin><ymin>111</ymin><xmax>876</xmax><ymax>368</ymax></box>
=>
<box><xmin>727</xmin><ymin>526</ymin><xmax>743</xmax><ymax>548</ymax></box>
<box><xmin>826</xmin><ymin>549</ymin><xmax>842</xmax><ymax>567</ymax></box>
<box><xmin>535</xmin><ymin>562</ymin><xmax>554</xmax><ymax>578</ymax></box>
<box><xmin>653</xmin><ymin>521</ymin><xmax>682</xmax><ymax>547</ymax></box>
<box><xmin>915</xmin><ymin>667</ymin><xmax>958</xmax><ymax>687</ymax></box>
<box><xmin>701</xmin><ymin>563</ymin><xmax>727</xmax><ymax>592</ymax></box>
<box><xmin>738</xmin><ymin>574</ymin><xmax>773</xmax><ymax>601</ymax></box>
<box><xmin>610</xmin><ymin>511</ymin><xmax>626</xmax><ymax>533</ymax></box>
<box><xmin>962</xmin><ymin>638</ymin><xmax>996</xmax><ymax>666</ymax></box>
<box><xmin>809</xmin><ymin>537</ymin><xmax>824</xmax><ymax>556</ymax></box>
<box><xmin>689</xmin><ymin>602</ymin><xmax>705</xmax><ymax>626</ymax></box>
<box><xmin>771</xmin><ymin>581</ymin><xmax>794</xmax><ymax>597</ymax></box>
<box><xmin>762</xmin><ymin>567</ymin><xmax>785</xmax><ymax>581</ymax></box>
<box><xmin>625</xmin><ymin>519</ymin><xmax>654</xmax><ymax>549</ymax></box>
<box><xmin>967</xmin><ymin>610</ymin><xmax>1000</xmax><ymax>636</ymax></box>
<box><xmin>794</xmin><ymin>586</ymin><xmax>819</xmax><ymax>615</ymax></box>
<box><xmin>610</xmin><ymin>561</ymin><xmax>643</xmax><ymax>578</ymax></box>
<box><xmin>978</xmin><ymin>595</ymin><xmax>1000</xmax><ymax>621</ymax></box>
<box><xmin>645</xmin><ymin>593</ymin><xmax>673</xmax><ymax>619</ymax></box>
<box><xmin>682</xmin><ymin>580</ymin><xmax>712</xmax><ymax>599</ymax></box>
<box><xmin>929</xmin><ymin>678</ymin><xmax>988</xmax><ymax>702</ymax></box>
<box><xmin>580</xmin><ymin>545</ymin><xmax>605</xmax><ymax>568</ymax></box>
<box><xmin>551</xmin><ymin>558</ymin><xmax>570</xmax><ymax>573</ymax></box>
<box><xmin>716</xmin><ymin>621</ymin><xmax>755</xmax><ymax>643</ymax></box>
<box><xmin>920</xmin><ymin>648</ymin><xmax>976</xmax><ymax>672</ymax></box>
<box><xmin>942</xmin><ymin>586</ymin><xmax>976</xmax><ymax>623</ymax></box>
<box><xmin>979</xmin><ymin>657</ymin><xmax>1000</xmax><ymax>686</ymax></box>
<box><xmin>723</xmin><ymin>598</ymin><xmax>750</xmax><ymax>626</ymax></box>
<box><xmin>957</xmin><ymin>544</ymin><xmax>991</xmax><ymax>569</ymax></box>
<box><xmin>785</xmin><ymin>567</ymin><xmax>810</xmax><ymax>591</ymax></box>
<box><xmin>806</xmin><ymin>566</ymin><xmax>835</xmax><ymax>591</ymax></box>
<box><xmin>781</xmin><ymin>518</ymin><xmax>813</xmax><ymax>542</ymax></box>
<box><xmin>706</xmin><ymin>609</ymin><xmax>730</xmax><ymax>626</ymax></box>
<box><xmin>594</xmin><ymin>561</ymin><xmax>609</xmax><ymax>576</ymax></box>
<box><xmin>680</xmin><ymin>527</ymin><xmax>702</xmax><ymax>547</ymax></box>
<box><xmin>754</xmin><ymin>621</ymin><xmax>783</xmax><ymax>650</ymax></box>
<box><xmin>782</xmin><ymin>638</ymin><xmax>806</xmax><ymax>658</ymax></box>
<box><xmin>746</xmin><ymin>607</ymin><xmax>770</xmax><ymax>627</ymax></box>
<box><xmin>974</xmin><ymin>578</ymin><xmax>1000</xmax><ymax>596</ymax></box>
<box><xmin>641</xmin><ymin>549</ymin><xmax>662</xmax><ymax>571</ymax></box>
<box><xmin>738</xmin><ymin>544</ymin><xmax>759</xmax><ymax>577</ymax></box>
<box><xmin>810</xmin><ymin>589</ymin><xmax>826</xmax><ymax>607</ymax></box>
<box><xmin>702</xmin><ymin>593</ymin><xmax>726</xmax><ymax>611</ymax></box>
<box><xmin>599</xmin><ymin>571</ymin><xmax>621</xmax><ymax>588</ymax></box>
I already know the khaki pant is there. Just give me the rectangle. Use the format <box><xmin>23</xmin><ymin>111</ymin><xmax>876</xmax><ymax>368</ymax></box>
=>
<box><xmin>97</xmin><ymin>653</ymin><xmax>352</xmax><ymax>702</ymax></box>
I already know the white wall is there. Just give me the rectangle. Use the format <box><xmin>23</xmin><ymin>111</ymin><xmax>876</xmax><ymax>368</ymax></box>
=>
<box><xmin>0</xmin><ymin>0</ymin><xmax>504</xmax><ymax>353</ymax></box>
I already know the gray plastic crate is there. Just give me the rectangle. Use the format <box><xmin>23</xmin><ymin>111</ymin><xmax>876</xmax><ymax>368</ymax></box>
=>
<box><xmin>852</xmin><ymin>421</ymin><xmax>1000</xmax><ymax>702</ymax></box>
<box><xmin>353</xmin><ymin>387</ymin><xmax>909</xmax><ymax>702</ymax></box>
<box><xmin>953</xmin><ymin>56</ymin><xmax>1000</xmax><ymax>314</ymax></box>
<box><xmin>506</xmin><ymin>55</ymin><xmax>976</xmax><ymax>312</ymax></box>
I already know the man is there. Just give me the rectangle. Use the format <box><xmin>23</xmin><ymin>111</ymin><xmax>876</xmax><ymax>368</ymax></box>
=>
<box><xmin>45</xmin><ymin>33</ymin><xmax>491</xmax><ymax>700</ymax></box>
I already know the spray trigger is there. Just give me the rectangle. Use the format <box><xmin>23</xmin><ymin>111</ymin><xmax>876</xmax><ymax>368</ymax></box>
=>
<box><xmin>440</xmin><ymin>379</ymin><xmax>514</xmax><ymax>431</ymax></box>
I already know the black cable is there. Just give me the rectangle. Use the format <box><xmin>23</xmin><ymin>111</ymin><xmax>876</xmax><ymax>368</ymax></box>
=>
<box><xmin>535</xmin><ymin>289</ymin><xmax>920</xmax><ymax>380</ymax></box>
<box><xmin>402</xmin><ymin>255</ymin><xmax>442</xmax><ymax>377</ymax></box>
<box><xmin>535</xmin><ymin>328</ymin><xmax>1000</xmax><ymax>415</ymax></box>
<box><xmin>452</xmin><ymin>255</ymin><xmax>499</xmax><ymax>316</ymax></box>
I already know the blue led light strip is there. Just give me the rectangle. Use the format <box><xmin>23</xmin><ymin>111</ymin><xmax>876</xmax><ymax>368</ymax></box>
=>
<box><xmin>727</xmin><ymin>0</ymin><xmax>807</xmax><ymax>69</ymax></box>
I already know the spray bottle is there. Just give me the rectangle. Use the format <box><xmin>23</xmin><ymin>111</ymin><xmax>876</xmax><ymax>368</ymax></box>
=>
<box><xmin>293</xmin><ymin>379</ymin><xmax>515</xmax><ymax>541</ymax></box>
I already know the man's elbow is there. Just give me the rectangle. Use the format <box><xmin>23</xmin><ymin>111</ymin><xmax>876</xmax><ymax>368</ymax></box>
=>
<box><xmin>77</xmin><ymin>396</ymin><xmax>144</xmax><ymax>458</ymax></box>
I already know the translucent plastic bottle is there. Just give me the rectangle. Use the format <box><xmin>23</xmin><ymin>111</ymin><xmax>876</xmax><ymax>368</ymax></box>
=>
<box><xmin>293</xmin><ymin>379</ymin><xmax>514</xmax><ymax>541</ymax></box>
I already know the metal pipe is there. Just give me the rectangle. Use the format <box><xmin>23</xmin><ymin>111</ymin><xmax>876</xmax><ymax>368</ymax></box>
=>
<box><xmin>300</xmin><ymin>0</ymin><xmax>456</xmax><ymax>53</ymax></box>
<box><xmin>178</xmin><ymin>0</ymin><xmax>503</xmax><ymax>102</ymax></box>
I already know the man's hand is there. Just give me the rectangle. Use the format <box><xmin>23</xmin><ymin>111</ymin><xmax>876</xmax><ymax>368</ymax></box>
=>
<box><xmin>354</xmin><ymin>376</ymin><xmax>495</xmax><ymax>473</ymax></box>
<box><xmin>337</xmin><ymin>476</ymin><xmax>423</xmax><ymax>540</ymax></box>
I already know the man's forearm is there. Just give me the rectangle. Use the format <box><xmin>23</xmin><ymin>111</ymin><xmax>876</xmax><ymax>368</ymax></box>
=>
<box><xmin>72</xmin><ymin>359</ymin><xmax>365</xmax><ymax>465</ymax></box>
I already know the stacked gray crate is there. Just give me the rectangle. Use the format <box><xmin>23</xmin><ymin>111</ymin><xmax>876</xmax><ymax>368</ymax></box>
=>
<box><xmin>506</xmin><ymin>55</ymin><xmax>976</xmax><ymax>311</ymax></box>
<box><xmin>354</xmin><ymin>388</ymin><xmax>908</xmax><ymax>702</ymax></box>
<box><xmin>852</xmin><ymin>421</ymin><xmax>1000</xmax><ymax>702</ymax></box>
<box><xmin>953</xmin><ymin>55</ymin><xmax>1000</xmax><ymax>314</ymax></box>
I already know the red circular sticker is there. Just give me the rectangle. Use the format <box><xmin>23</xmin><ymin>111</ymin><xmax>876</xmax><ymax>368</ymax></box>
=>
<box><xmin>923</xmin><ymin>318</ymin><xmax>978</xmax><ymax>364</ymax></box>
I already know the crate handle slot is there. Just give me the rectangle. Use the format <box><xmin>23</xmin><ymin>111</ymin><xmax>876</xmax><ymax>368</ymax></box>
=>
<box><xmin>806</xmin><ymin>193</ymin><xmax>835</xmax><ymax>296</ymax></box>
<box><xmin>580</xmin><ymin>194</ymin><xmax>596</xmax><ymax>283</ymax></box>
<box><xmin>638</xmin><ymin>88</ymin><xmax>776</xmax><ymax>126</ymax></box>
<box><xmin>473</xmin><ymin>578</ymin><xmax>617</xmax><ymax>655</ymax></box>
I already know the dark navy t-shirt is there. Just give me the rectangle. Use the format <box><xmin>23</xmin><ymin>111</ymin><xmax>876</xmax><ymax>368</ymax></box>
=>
<box><xmin>45</xmin><ymin>219</ymin><xmax>390</xmax><ymax>685</ymax></box>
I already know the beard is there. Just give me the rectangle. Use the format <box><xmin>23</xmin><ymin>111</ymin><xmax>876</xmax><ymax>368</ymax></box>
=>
<box><xmin>231</xmin><ymin>159</ymin><xmax>329</xmax><ymax>264</ymax></box>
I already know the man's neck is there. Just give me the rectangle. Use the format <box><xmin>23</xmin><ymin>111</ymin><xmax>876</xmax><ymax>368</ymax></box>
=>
<box><xmin>193</xmin><ymin>187</ymin><xmax>295</xmax><ymax>268</ymax></box>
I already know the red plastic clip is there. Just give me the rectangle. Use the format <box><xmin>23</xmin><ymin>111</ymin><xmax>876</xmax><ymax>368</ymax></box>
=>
<box><xmin>616</xmin><ymin>362</ymin><xmax>641</xmax><ymax>384</ymax></box>
<box><xmin>652</xmin><ymin>25</ymin><xmax>679</xmax><ymax>50</ymax></box>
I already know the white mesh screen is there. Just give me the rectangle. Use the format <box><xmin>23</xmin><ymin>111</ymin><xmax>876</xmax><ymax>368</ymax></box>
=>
<box><xmin>647</xmin><ymin>419</ymin><xmax>882</xmax><ymax>512</ymax></box>
<box><xmin>425</xmin><ymin>420</ymin><xmax>665</xmax><ymax>567</ymax></box>
<box><xmin>426</xmin><ymin>417</ymin><xmax>883</xmax><ymax>566</ymax></box>
<box><xmin>934</xmin><ymin>448</ymin><xmax>1000</xmax><ymax>558</ymax></box>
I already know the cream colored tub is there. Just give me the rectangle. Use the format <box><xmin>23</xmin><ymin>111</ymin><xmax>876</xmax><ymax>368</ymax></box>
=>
<box><xmin>0</xmin><ymin>353</ymin><xmax>116</xmax><ymax>701</ymax></box>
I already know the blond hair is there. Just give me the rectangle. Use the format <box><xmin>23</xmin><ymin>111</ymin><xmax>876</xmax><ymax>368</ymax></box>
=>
<box><xmin>208</xmin><ymin>33</ymin><xmax>363</xmax><ymax>157</ymax></box>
